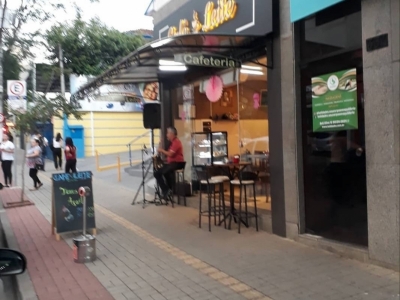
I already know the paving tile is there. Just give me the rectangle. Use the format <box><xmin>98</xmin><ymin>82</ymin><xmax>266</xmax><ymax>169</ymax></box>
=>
<box><xmin>4</xmin><ymin>153</ymin><xmax>399</xmax><ymax>300</ymax></box>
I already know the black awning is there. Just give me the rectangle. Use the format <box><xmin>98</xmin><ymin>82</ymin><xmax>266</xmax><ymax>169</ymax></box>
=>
<box><xmin>71</xmin><ymin>34</ymin><xmax>270</xmax><ymax>100</ymax></box>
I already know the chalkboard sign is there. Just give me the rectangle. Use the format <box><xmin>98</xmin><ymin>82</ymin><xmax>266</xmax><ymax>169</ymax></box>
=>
<box><xmin>51</xmin><ymin>171</ymin><xmax>96</xmax><ymax>234</ymax></box>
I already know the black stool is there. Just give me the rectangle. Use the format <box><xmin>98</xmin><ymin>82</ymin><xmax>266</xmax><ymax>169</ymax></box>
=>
<box><xmin>195</xmin><ymin>168</ymin><xmax>226</xmax><ymax>232</ymax></box>
<box><xmin>230</xmin><ymin>171</ymin><xmax>259</xmax><ymax>234</ymax></box>
<box><xmin>174</xmin><ymin>161</ymin><xmax>187</xmax><ymax>206</ymax></box>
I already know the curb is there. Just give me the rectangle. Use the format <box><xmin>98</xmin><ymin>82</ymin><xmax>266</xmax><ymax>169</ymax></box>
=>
<box><xmin>0</xmin><ymin>201</ymin><xmax>39</xmax><ymax>300</ymax></box>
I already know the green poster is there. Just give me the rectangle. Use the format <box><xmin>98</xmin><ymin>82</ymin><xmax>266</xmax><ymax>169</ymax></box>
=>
<box><xmin>312</xmin><ymin>68</ymin><xmax>358</xmax><ymax>132</ymax></box>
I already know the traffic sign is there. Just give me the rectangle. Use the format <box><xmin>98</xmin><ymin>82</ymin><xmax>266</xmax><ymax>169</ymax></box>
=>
<box><xmin>7</xmin><ymin>80</ymin><xmax>27</xmax><ymax>98</ymax></box>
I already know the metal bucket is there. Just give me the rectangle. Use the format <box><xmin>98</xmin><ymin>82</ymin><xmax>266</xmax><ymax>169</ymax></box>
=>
<box><xmin>73</xmin><ymin>235</ymin><xmax>96</xmax><ymax>263</ymax></box>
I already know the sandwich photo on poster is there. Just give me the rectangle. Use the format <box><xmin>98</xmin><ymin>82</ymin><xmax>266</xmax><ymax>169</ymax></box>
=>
<box><xmin>311</xmin><ymin>68</ymin><xmax>358</xmax><ymax>132</ymax></box>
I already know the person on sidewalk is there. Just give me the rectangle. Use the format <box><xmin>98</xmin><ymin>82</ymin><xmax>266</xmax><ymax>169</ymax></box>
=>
<box><xmin>64</xmin><ymin>137</ymin><xmax>77</xmax><ymax>173</ymax></box>
<box><xmin>34</xmin><ymin>131</ymin><xmax>48</xmax><ymax>172</ymax></box>
<box><xmin>26</xmin><ymin>138</ymin><xmax>43</xmax><ymax>191</ymax></box>
<box><xmin>52</xmin><ymin>133</ymin><xmax>63</xmax><ymax>170</ymax></box>
<box><xmin>0</xmin><ymin>133</ymin><xmax>15</xmax><ymax>187</ymax></box>
<box><xmin>155</xmin><ymin>127</ymin><xmax>184</xmax><ymax>200</ymax></box>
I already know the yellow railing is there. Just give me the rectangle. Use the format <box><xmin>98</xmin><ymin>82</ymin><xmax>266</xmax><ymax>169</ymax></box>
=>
<box><xmin>95</xmin><ymin>150</ymin><xmax>140</xmax><ymax>181</ymax></box>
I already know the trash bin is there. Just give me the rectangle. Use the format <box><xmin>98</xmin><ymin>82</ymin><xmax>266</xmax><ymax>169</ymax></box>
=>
<box><xmin>73</xmin><ymin>235</ymin><xmax>96</xmax><ymax>263</ymax></box>
<box><xmin>73</xmin><ymin>186</ymin><xmax>97</xmax><ymax>263</ymax></box>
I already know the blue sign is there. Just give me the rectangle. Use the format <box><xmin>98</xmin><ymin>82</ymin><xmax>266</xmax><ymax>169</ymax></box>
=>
<box><xmin>290</xmin><ymin>0</ymin><xmax>344</xmax><ymax>22</ymax></box>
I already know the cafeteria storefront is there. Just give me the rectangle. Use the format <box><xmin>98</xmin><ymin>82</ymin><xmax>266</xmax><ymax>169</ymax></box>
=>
<box><xmin>72</xmin><ymin>0</ymin><xmax>291</xmax><ymax>237</ymax></box>
<box><xmin>152</xmin><ymin>0</ymin><xmax>277</xmax><ymax>226</ymax></box>
<box><xmin>73</xmin><ymin>0</ymin><xmax>399</xmax><ymax>269</ymax></box>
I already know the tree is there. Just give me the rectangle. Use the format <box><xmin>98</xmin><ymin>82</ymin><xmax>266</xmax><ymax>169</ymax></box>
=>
<box><xmin>0</xmin><ymin>0</ymin><xmax>99</xmax><ymax>111</ymax></box>
<box><xmin>3</xmin><ymin>50</ymin><xmax>20</xmax><ymax>99</ymax></box>
<box><xmin>10</xmin><ymin>93</ymin><xmax>84</xmax><ymax>203</ymax></box>
<box><xmin>44</xmin><ymin>17</ymin><xmax>145</xmax><ymax>76</ymax></box>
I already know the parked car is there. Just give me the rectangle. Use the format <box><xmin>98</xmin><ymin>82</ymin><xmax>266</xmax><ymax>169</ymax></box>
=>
<box><xmin>0</xmin><ymin>249</ymin><xmax>26</xmax><ymax>277</ymax></box>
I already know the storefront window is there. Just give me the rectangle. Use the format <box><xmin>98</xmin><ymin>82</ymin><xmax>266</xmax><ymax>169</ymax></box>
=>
<box><xmin>299</xmin><ymin>1</ymin><xmax>367</xmax><ymax>246</ymax></box>
<box><xmin>172</xmin><ymin>57</ymin><xmax>271</xmax><ymax>211</ymax></box>
<box><xmin>238</xmin><ymin>58</ymin><xmax>270</xmax><ymax>210</ymax></box>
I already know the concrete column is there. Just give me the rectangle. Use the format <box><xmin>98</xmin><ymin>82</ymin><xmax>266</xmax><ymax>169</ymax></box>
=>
<box><xmin>279</xmin><ymin>0</ymin><xmax>301</xmax><ymax>239</ymax></box>
<box><xmin>362</xmin><ymin>0</ymin><xmax>400</xmax><ymax>268</ymax></box>
<box><xmin>268</xmin><ymin>0</ymin><xmax>302</xmax><ymax>238</ymax></box>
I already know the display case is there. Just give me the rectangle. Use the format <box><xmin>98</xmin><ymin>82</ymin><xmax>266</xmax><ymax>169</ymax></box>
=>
<box><xmin>192</xmin><ymin>131</ymin><xmax>228</xmax><ymax>166</ymax></box>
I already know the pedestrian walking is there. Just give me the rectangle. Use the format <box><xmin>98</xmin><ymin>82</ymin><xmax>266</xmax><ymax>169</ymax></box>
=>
<box><xmin>64</xmin><ymin>137</ymin><xmax>77</xmax><ymax>173</ymax></box>
<box><xmin>0</xmin><ymin>133</ymin><xmax>15</xmax><ymax>187</ymax></box>
<box><xmin>34</xmin><ymin>131</ymin><xmax>48</xmax><ymax>172</ymax></box>
<box><xmin>26</xmin><ymin>138</ymin><xmax>43</xmax><ymax>191</ymax></box>
<box><xmin>52</xmin><ymin>133</ymin><xmax>63</xmax><ymax>170</ymax></box>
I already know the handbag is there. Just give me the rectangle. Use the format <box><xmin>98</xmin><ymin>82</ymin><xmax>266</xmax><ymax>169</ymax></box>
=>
<box><xmin>35</xmin><ymin>157</ymin><xmax>43</xmax><ymax>169</ymax></box>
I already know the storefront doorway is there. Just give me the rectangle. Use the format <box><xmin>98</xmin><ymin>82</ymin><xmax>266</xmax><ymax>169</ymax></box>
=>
<box><xmin>299</xmin><ymin>1</ymin><xmax>368</xmax><ymax>246</ymax></box>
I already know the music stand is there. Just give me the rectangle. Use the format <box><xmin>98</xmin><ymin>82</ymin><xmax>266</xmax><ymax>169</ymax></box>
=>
<box><xmin>132</xmin><ymin>128</ymin><xmax>164</xmax><ymax>208</ymax></box>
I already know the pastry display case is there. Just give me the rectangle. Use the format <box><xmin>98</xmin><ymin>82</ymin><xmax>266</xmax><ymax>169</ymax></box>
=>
<box><xmin>192</xmin><ymin>131</ymin><xmax>228</xmax><ymax>166</ymax></box>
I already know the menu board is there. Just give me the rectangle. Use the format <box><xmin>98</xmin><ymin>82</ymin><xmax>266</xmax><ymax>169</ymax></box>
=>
<box><xmin>312</xmin><ymin>68</ymin><xmax>358</xmax><ymax>132</ymax></box>
<box><xmin>51</xmin><ymin>171</ymin><xmax>96</xmax><ymax>234</ymax></box>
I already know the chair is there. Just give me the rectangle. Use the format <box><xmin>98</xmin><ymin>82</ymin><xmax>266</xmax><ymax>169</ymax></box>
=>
<box><xmin>195</xmin><ymin>167</ymin><xmax>227</xmax><ymax>232</ymax></box>
<box><xmin>250</xmin><ymin>154</ymin><xmax>271</xmax><ymax>203</ymax></box>
<box><xmin>174</xmin><ymin>161</ymin><xmax>187</xmax><ymax>206</ymax></box>
<box><xmin>230</xmin><ymin>171</ymin><xmax>259</xmax><ymax>234</ymax></box>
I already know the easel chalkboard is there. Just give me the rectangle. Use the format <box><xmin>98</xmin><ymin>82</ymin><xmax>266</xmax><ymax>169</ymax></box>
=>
<box><xmin>51</xmin><ymin>171</ymin><xmax>96</xmax><ymax>241</ymax></box>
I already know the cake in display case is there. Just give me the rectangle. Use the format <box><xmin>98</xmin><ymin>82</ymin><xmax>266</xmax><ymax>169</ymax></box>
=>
<box><xmin>192</xmin><ymin>131</ymin><xmax>228</xmax><ymax>166</ymax></box>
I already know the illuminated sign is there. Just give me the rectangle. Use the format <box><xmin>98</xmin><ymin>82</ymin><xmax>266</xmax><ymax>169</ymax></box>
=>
<box><xmin>167</xmin><ymin>0</ymin><xmax>237</xmax><ymax>37</ymax></box>
<box><xmin>174</xmin><ymin>53</ymin><xmax>241</xmax><ymax>68</ymax></box>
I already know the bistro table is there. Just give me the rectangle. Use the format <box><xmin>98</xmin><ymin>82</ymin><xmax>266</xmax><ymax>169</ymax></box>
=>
<box><xmin>210</xmin><ymin>162</ymin><xmax>252</xmax><ymax>229</ymax></box>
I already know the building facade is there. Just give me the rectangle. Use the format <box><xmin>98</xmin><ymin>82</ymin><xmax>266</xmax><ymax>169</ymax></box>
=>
<box><xmin>149</xmin><ymin>0</ymin><xmax>399</xmax><ymax>269</ymax></box>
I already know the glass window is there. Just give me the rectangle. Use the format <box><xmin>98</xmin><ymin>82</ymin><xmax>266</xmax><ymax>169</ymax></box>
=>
<box><xmin>299</xmin><ymin>2</ymin><xmax>367</xmax><ymax>246</ymax></box>
<box><xmin>172</xmin><ymin>57</ymin><xmax>271</xmax><ymax>211</ymax></box>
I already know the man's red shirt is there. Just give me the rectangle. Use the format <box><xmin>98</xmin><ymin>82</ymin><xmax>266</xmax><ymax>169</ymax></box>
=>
<box><xmin>167</xmin><ymin>137</ymin><xmax>184</xmax><ymax>163</ymax></box>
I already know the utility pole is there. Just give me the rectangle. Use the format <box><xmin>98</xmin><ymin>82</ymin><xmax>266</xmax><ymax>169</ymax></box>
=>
<box><xmin>59</xmin><ymin>44</ymin><xmax>66</xmax><ymax>97</ymax></box>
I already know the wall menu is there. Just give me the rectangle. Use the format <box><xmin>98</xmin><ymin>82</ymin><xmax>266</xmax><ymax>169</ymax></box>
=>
<box><xmin>52</xmin><ymin>171</ymin><xmax>96</xmax><ymax>234</ymax></box>
<box><xmin>312</xmin><ymin>68</ymin><xmax>358</xmax><ymax>132</ymax></box>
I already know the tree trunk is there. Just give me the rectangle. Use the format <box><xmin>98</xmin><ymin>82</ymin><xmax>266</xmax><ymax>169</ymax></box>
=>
<box><xmin>20</xmin><ymin>137</ymin><xmax>27</xmax><ymax>202</ymax></box>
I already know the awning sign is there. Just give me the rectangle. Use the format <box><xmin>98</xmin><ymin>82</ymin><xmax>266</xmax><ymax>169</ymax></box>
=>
<box><xmin>167</xmin><ymin>0</ymin><xmax>238</xmax><ymax>37</ymax></box>
<box><xmin>174</xmin><ymin>53</ymin><xmax>241</xmax><ymax>68</ymax></box>
<box><xmin>154</xmin><ymin>0</ymin><xmax>273</xmax><ymax>38</ymax></box>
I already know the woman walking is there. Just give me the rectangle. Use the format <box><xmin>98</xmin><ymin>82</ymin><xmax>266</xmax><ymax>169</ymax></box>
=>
<box><xmin>26</xmin><ymin>138</ymin><xmax>43</xmax><ymax>191</ymax></box>
<box><xmin>64</xmin><ymin>137</ymin><xmax>77</xmax><ymax>173</ymax></box>
<box><xmin>53</xmin><ymin>133</ymin><xmax>63</xmax><ymax>170</ymax></box>
<box><xmin>0</xmin><ymin>133</ymin><xmax>15</xmax><ymax>187</ymax></box>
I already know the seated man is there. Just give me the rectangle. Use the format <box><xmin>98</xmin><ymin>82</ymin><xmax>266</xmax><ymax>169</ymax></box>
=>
<box><xmin>155</xmin><ymin>127</ymin><xmax>184</xmax><ymax>200</ymax></box>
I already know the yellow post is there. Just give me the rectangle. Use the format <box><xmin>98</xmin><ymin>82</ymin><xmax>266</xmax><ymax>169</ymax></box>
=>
<box><xmin>117</xmin><ymin>155</ymin><xmax>121</xmax><ymax>182</ymax></box>
<box><xmin>95</xmin><ymin>150</ymin><xmax>100</xmax><ymax>171</ymax></box>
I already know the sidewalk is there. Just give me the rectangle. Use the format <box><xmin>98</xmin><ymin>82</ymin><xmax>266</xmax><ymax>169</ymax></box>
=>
<box><xmin>0</xmin><ymin>186</ymin><xmax>114</xmax><ymax>300</ymax></box>
<box><xmin>1</xmin><ymin>153</ymin><xmax>399</xmax><ymax>300</ymax></box>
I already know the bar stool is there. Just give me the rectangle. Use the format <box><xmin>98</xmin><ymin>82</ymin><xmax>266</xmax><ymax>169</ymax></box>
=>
<box><xmin>174</xmin><ymin>161</ymin><xmax>187</xmax><ymax>206</ymax></box>
<box><xmin>230</xmin><ymin>171</ymin><xmax>259</xmax><ymax>234</ymax></box>
<box><xmin>210</xmin><ymin>175</ymin><xmax>230</xmax><ymax>208</ymax></box>
<box><xmin>195</xmin><ymin>168</ymin><xmax>227</xmax><ymax>232</ymax></box>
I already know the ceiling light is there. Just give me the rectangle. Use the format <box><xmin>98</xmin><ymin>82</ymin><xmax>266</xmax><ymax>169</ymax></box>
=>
<box><xmin>150</xmin><ymin>38</ymin><xmax>173</xmax><ymax>48</ymax></box>
<box><xmin>241</xmin><ymin>65</ymin><xmax>263</xmax><ymax>70</ymax></box>
<box><xmin>159</xmin><ymin>59</ymin><xmax>184</xmax><ymax>66</ymax></box>
<box><xmin>159</xmin><ymin>66</ymin><xmax>188</xmax><ymax>72</ymax></box>
<box><xmin>240</xmin><ymin>69</ymin><xmax>264</xmax><ymax>75</ymax></box>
